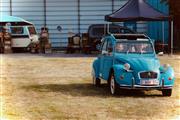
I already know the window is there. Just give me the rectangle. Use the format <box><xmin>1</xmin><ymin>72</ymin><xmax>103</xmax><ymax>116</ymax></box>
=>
<box><xmin>92</xmin><ymin>27</ymin><xmax>104</xmax><ymax>37</ymax></box>
<box><xmin>28</xmin><ymin>26</ymin><xmax>37</xmax><ymax>35</ymax></box>
<box><xmin>11</xmin><ymin>27</ymin><xmax>24</xmax><ymax>34</ymax></box>
<box><xmin>101</xmin><ymin>40</ymin><xmax>107</xmax><ymax>53</ymax></box>
<box><xmin>0</xmin><ymin>26</ymin><xmax>3</xmax><ymax>32</ymax></box>
<box><xmin>107</xmin><ymin>40</ymin><xmax>113</xmax><ymax>52</ymax></box>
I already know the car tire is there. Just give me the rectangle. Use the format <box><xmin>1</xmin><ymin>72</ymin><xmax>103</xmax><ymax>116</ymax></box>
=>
<box><xmin>162</xmin><ymin>89</ymin><xmax>172</xmax><ymax>96</ymax></box>
<box><xmin>109</xmin><ymin>72</ymin><xmax>118</xmax><ymax>95</ymax></box>
<box><xmin>92</xmin><ymin>69</ymin><xmax>101</xmax><ymax>87</ymax></box>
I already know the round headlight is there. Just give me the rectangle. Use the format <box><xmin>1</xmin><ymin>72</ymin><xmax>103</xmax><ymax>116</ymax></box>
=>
<box><xmin>163</xmin><ymin>64</ymin><xmax>170</xmax><ymax>71</ymax></box>
<box><xmin>124</xmin><ymin>63</ymin><xmax>130</xmax><ymax>71</ymax></box>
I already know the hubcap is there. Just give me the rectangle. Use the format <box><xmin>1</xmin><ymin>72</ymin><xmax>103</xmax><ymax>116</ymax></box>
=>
<box><xmin>110</xmin><ymin>76</ymin><xmax>115</xmax><ymax>94</ymax></box>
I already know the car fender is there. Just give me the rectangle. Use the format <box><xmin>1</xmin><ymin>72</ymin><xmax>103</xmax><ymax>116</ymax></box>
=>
<box><xmin>112</xmin><ymin>64</ymin><xmax>134</xmax><ymax>86</ymax></box>
<box><xmin>112</xmin><ymin>64</ymin><xmax>124</xmax><ymax>80</ymax></box>
<box><xmin>160</xmin><ymin>66</ymin><xmax>175</xmax><ymax>86</ymax></box>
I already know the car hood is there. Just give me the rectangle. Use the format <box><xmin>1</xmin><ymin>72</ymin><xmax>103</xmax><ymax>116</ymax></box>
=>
<box><xmin>115</xmin><ymin>55</ymin><xmax>160</xmax><ymax>72</ymax></box>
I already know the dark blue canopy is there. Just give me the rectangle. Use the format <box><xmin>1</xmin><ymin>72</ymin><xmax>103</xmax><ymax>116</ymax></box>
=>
<box><xmin>105</xmin><ymin>0</ymin><xmax>171</xmax><ymax>22</ymax></box>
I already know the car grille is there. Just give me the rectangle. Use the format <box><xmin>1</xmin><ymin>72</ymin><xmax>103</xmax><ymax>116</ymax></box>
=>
<box><xmin>139</xmin><ymin>71</ymin><xmax>158</xmax><ymax>79</ymax></box>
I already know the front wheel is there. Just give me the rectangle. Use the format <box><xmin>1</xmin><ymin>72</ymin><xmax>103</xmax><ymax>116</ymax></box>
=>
<box><xmin>162</xmin><ymin>89</ymin><xmax>172</xmax><ymax>96</ymax></box>
<box><xmin>109</xmin><ymin>72</ymin><xmax>118</xmax><ymax>95</ymax></box>
<box><xmin>92</xmin><ymin>69</ymin><xmax>101</xmax><ymax>87</ymax></box>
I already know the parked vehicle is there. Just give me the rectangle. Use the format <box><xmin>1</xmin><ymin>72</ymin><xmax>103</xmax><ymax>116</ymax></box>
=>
<box><xmin>87</xmin><ymin>24</ymin><xmax>135</xmax><ymax>52</ymax></box>
<box><xmin>92</xmin><ymin>34</ymin><xmax>175</xmax><ymax>96</ymax></box>
<box><xmin>0</xmin><ymin>15</ymin><xmax>39</xmax><ymax>52</ymax></box>
<box><xmin>10</xmin><ymin>25</ymin><xmax>39</xmax><ymax>50</ymax></box>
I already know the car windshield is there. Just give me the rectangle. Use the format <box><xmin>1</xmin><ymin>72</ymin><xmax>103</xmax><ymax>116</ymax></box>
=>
<box><xmin>115</xmin><ymin>41</ymin><xmax>154</xmax><ymax>54</ymax></box>
<box><xmin>11</xmin><ymin>27</ymin><xmax>24</xmax><ymax>34</ymax></box>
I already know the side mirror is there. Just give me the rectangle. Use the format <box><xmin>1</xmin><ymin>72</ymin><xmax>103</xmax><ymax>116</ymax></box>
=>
<box><xmin>158</xmin><ymin>52</ymin><xmax>164</xmax><ymax>56</ymax></box>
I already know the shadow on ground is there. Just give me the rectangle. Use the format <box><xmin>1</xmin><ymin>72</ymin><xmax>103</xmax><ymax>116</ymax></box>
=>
<box><xmin>22</xmin><ymin>83</ymin><xmax>163</xmax><ymax>98</ymax></box>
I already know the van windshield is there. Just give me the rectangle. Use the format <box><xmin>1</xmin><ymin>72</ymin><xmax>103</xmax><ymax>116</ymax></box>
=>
<box><xmin>0</xmin><ymin>26</ymin><xmax>3</xmax><ymax>32</ymax></box>
<box><xmin>11</xmin><ymin>27</ymin><xmax>24</xmax><ymax>34</ymax></box>
<box><xmin>28</xmin><ymin>26</ymin><xmax>37</xmax><ymax>35</ymax></box>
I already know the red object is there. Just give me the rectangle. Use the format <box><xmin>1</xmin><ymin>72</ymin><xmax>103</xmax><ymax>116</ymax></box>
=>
<box><xmin>168</xmin><ymin>77</ymin><xmax>172</xmax><ymax>80</ymax></box>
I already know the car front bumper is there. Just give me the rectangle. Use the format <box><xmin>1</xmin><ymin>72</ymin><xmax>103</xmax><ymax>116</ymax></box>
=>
<box><xmin>117</xmin><ymin>84</ymin><xmax>173</xmax><ymax>90</ymax></box>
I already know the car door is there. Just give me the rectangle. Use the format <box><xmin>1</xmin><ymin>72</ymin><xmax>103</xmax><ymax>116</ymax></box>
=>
<box><xmin>101</xmin><ymin>39</ymin><xmax>114</xmax><ymax>80</ymax></box>
<box><xmin>99</xmin><ymin>39</ymin><xmax>107</xmax><ymax>78</ymax></box>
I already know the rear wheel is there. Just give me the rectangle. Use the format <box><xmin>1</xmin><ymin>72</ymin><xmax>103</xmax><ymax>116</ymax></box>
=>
<box><xmin>162</xmin><ymin>89</ymin><xmax>172</xmax><ymax>96</ymax></box>
<box><xmin>92</xmin><ymin>69</ymin><xmax>101</xmax><ymax>87</ymax></box>
<box><xmin>109</xmin><ymin>72</ymin><xmax>118</xmax><ymax>95</ymax></box>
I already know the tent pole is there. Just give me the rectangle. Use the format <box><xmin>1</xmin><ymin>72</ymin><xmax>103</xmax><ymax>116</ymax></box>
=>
<box><xmin>104</xmin><ymin>24</ymin><xmax>106</xmax><ymax>36</ymax></box>
<box><xmin>171</xmin><ymin>21</ymin><xmax>174</xmax><ymax>55</ymax></box>
<box><xmin>162</xmin><ymin>22</ymin><xmax>165</xmax><ymax>52</ymax></box>
<box><xmin>107</xmin><ymin>22</ymin><xmax>110</xmax><ymax>34</ymax></box>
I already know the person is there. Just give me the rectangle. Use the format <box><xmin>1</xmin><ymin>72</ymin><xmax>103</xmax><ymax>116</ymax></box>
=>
<box><xmin>39</xmin><ymin>27</ymin><xmax>49</xmax><ymax>53</ymax></box>
<box><xmin>116</xmin><ymin>43</ymin><xmax>127</xmax><ymax>52</ymax></box>
<box><xmin>135</xmin><ymin>44</ymin><xmax>146</xmax><ymax>53</ymax></box>
<box><xmin>68</xmin><ymin>28</ymin><xmax>75</xmax><ymax>38</ymax></box>
<box><xmin>40</xmin><ymin>27</ymin><xmax>49</xmax><ymax>39</ymax></box>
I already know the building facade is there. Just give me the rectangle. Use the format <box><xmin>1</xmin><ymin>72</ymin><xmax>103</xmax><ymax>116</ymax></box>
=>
<box><xmin>0</xmin><ymin>0</ymin><xmax>169</xmax><ymax>48</ymax></box>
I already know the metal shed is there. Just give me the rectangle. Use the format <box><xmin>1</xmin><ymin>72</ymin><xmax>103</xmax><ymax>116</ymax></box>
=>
<box><xmin>0</xmin><ymin>0</ymin><xmax>169</xmax><ymax>48</ymax></box>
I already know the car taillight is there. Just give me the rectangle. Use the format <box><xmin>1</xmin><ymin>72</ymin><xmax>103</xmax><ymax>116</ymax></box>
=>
<box><xmin>168</xmin><ymin>77</ymin><xmax>172</xmax><ymax>80</ymax></box>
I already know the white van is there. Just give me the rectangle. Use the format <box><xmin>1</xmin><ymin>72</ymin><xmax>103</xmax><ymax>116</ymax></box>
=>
<box><xmin>10</xmin><ymin>25</ymin><xmax>39</xmax><ymax>49</ymax></box>
<box><xmin>1</xmin><ymin>15</ymin><xmax>39</xmax><ymax>51</ymax></box>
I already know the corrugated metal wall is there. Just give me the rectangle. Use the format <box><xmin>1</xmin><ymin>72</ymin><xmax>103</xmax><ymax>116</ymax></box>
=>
<box><xmin>0</xmin><ymin>0</ymin><xmax>169</xmax><ymax>47</ymax></box>
<box><xmin>147</xmin><ymin>0</ymin><xmax>169</xmax><ymax>43</ymax></box>
<box><xmin>0</xmin><ymin>0</ymin><xmax>11</xmax><ymax>15</ymax></box>
<box><xmin>46</xmin><ymin>0</ymin><xmax>78</xmax><ymax>47</ymax></box>
<box><xmin>11</xmin><ymin>0</ymin><xmax>44</xmax><ymax>32</ymax></box>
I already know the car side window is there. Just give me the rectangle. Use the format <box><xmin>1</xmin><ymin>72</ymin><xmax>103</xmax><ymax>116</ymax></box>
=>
<box><xmin>107</xmin><ymin>40</ymin><xmax>113</xmax><ymax>53</ymax></box>
<box><xmin>101</xmin><ymin>39</ymin><xmax>107</xmax><ymax>54</ymax></box>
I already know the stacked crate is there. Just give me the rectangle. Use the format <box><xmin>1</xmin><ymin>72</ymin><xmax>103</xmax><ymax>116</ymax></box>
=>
<box><xmin>3</xmin><ymin>32</ymin><xmax>12</xmax><ymax>53</ymax></box>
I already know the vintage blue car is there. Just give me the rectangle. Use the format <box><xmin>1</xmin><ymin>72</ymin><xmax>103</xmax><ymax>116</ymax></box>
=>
<box><xmin>92</xmin><ymin>34</ymin><xmax>175</xmax><ymax>96</ymax></box>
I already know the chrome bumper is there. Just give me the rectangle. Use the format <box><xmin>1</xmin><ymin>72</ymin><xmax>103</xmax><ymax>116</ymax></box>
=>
<box><xmin>118</xmin><ymin>84</ymin><xmax>172</xmax><ymax>90</ymax></box>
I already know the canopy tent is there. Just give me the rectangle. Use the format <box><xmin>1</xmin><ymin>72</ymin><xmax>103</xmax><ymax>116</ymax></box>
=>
<box><xmin>0</xmin><ymin>15</ymin><xmax>33</xmax><ymax>26</ymax></box>
<box><xmin>105</xmin><ymin>0</ymin><xmax>171</xmax><ymax>22</ymax></box>
<box><xmin>105</xmin><ymin>0</ymin><xmax>173</xmax><ymax>54</ymax></box>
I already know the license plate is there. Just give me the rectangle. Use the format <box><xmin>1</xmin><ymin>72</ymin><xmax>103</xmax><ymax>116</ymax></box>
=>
<box><xmin>141</xmin><ymin>79</ymin><xmax>159</xmax><ymax>85</ymax></box>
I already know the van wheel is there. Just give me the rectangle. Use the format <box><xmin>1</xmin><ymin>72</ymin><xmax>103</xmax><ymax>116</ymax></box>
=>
<box><xmin>92</xmin><ymin>69</ymin><xmax>101</xmax><ymax>87</ymax></box>
<box><xmin>162</xmin><ymin>89</ymin><xmax>172</xmax><ymax>96</ymax></box>
<box><xmin>110</xmin><ymin>72</ymin><xmax>118</xmax><ymax>95</ymax></box>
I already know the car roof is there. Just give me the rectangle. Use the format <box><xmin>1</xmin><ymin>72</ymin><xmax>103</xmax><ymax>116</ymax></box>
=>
<box><xmin>111</xmin><ymin>34</ymin><xmax>150</xmax><ymax>41</ymax></box>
